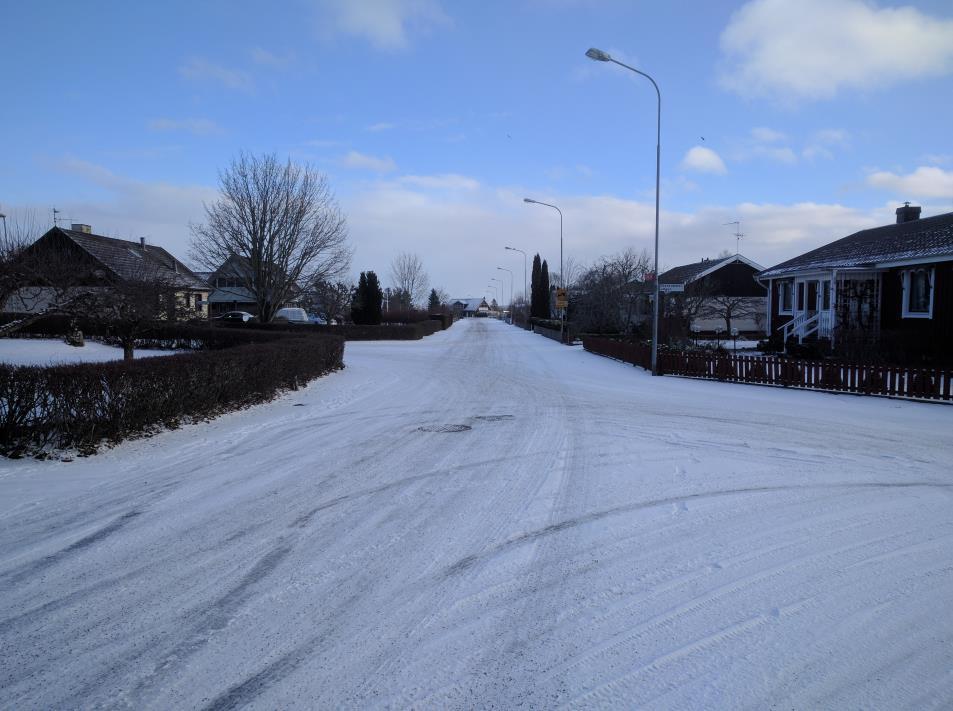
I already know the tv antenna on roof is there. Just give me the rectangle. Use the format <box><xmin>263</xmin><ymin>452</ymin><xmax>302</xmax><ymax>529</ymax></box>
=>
<box><xmin>52</xmin><ymin>206</ymin><xmax>63</xmax><ymax>227</ymax></box>
<box><xmin>723</xmin><ymin>220</ymin><xmax>743</xmax><ymax>254</ymax></box>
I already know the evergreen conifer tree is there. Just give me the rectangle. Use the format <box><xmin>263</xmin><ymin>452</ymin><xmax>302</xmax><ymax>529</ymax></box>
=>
<box><xmin>428</xmin><ymin>288</ymin><xmax>440</xmax><ymax>310</ymax></box>
<box><xmin>541</xmin><ymin>260</ymin><xmax>551</xmax><ymax>319</ymax></box>
<box><xmin>365</xmin><ymin>271</ymin><xmax>383</xmax><ymax>324</ymax></box>
<box><xmin>531</xmin><ymin>254</ymin><xmax>542</xmax><ymax>318</ymax></box>
<box><xmin>351</xmin><ymin>272</ymin><xmax>368</xmax><ymax>324</ymax></box>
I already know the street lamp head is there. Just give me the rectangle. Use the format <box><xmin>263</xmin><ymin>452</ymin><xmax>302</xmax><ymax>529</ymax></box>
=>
<box><xmin>523</xmin><ymin>198</ymin><xmax>535</xmax><ymax>204</ymax></box>
<box><xmin>586</xmin><ymin>48</ymin><xmax>612</xmax><ymax>62</ymax></box>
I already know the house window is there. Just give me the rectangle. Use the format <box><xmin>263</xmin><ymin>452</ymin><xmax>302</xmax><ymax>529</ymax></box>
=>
<box><xmin>778</xmin><ymin>281</ymin><xmax>793</xmax><ymax>314</ymax></box>
<box><xmin>796</xmin><ymin>282</ymin><xmax>805</xmax><ymax>311</ymax></box>
<box><xmin>822</xmin><ymin>280</ymin><xmax>831</xmax><ymax>310</ymax></box>
<box><xmin>902</xmin><ymin>268</ymin><xmax>933</xmax><ymax>318</ymax></box>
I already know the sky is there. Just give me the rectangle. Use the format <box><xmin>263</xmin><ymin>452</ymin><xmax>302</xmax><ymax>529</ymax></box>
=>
<box><xmin>2</xmin><ymin>0</ymin><xmax>953</xmax><ymax>301</ymax></box>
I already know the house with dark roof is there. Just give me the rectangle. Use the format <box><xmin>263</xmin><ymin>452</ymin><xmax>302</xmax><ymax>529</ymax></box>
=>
<box><xmin>657</xmin><ymin>254</ymin><xmax>767</xmax><ymax>336</ymax></box>
<box><xmin>4</xmin><ymin>224</ymin><xmax>209</xmax><ymax>318</ymax></box>
<box><xmin>757</xmin><ymin>205</ymin><xmax>953</xmax><ymax>363</ymax></box>
<box><xmin>450</xmin><ymin>297</ymin><xmax>489</xmax><ymax>318</ymax></box>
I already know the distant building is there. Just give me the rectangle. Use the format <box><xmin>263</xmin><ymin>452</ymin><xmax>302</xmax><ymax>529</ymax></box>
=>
<box><xmin>450</xmin><ymin>297</ymin><xmax>489</xmax><ymax>318</ymax></box>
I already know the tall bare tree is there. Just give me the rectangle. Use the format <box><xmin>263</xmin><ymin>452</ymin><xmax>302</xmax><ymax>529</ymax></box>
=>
<box><xmin>573</xmin><ymin>248</ymin><xmax>651</xmax><ymax>334</ymax></box>
<box><xmin>191</xmin><ymin>153</ymin><xmax>350</xmax><ymax>322</ymax></box>
<box><xmin>389</xmin><ymin>252</ymin><xmax>429</xmax><ymax>308</ymax></box>
<box><xmin>0</xmin><ymin>208</ymin><xmax>43</xmax><ymax>310</ymax></box>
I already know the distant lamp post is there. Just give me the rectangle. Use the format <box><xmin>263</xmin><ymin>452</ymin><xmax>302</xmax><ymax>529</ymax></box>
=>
<box><xmin>0</xmin><ymin>211</ymin><xmax>7</xmax><ymax>243</ymax></box>
<box><xmin>490</xmin><ymin>277</ymin><xmax>503</xmax><ymax>315</ymax></box>
<box><xmin>504</xmin><ymin>246</ymin><xmax>528</xmax><ymax>320</ymax></box>
<box><xmin>523</xmin><ymin>197</ymin><xmax>564</xmax><ymax>341</ymax></box>
<box><xmin>586</xmin><ymin>46</ymin><xmax>662</xmax><ymax>375</ymax></box>
<box><xmin>496</xmin><ymin>266</ymin><xmax>513</xmax><ymax>318</ymax></box>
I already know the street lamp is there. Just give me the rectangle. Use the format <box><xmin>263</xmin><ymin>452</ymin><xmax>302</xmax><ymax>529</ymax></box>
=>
<box><xmin>487</xmin><ymin>284</ymin><xmax>497</xmax><ymax>307</ymax></box>
<box><xmin>0</xmin><ymin>211</ymin><xmax>7</xmax><ymax>244</ymax></box>
<box><xmin>497</xmin><ymin>266</ymin><xmax>513</xmax><ymax>320</ymax></box>
<box><xmin>523</xmin><ymin>197</ymin><xmax>564</xmax><ymax>341</ymax></box>
<box><xmin>586</xmin><ymin>46</ymin><xmax>662</xmax><ymax>375</ymax></box>
<box><xmin>490</xmin><ymin>277</ymin><xmax>503</xmax><ymax>313</ymax></box>
<box><xmin>504</xmin><ymin>246</ymin><xmax>528</xmax><ymax>317</ymax></box>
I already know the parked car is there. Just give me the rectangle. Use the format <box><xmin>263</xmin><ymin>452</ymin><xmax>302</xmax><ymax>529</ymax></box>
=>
<box><xmin>308</xmin><ymin>313</ymin><xmax>328</xmax><ymax>325</ymax></box>
<box><xmin>272</xmin><ymin>307</ymin><xmax>310</xmax><ymax>324</ymax></box>
<box><xmin>215</xmin><ymin>311</ymin><xmax>256</xmax><ymax>323</ymax></box>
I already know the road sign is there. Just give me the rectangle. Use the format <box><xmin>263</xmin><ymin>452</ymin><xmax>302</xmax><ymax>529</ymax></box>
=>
<box><xmin>555</xmin><ymin>288</ymin><xmax>568</xmax><ymax>309</ymax></box>
<box><xmin>658</xmin><ymin>283</ymin><xmax>684</xmax><ymax>293</ymax></box>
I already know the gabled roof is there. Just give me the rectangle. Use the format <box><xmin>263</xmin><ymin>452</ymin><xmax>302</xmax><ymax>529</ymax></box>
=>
<box><xmin>450</xmin><ymin>297</ymin><xmax>486</xmax><ymax>311</ymax></box>
<box><xmin>758</xmin><ymin>211</ymin><xmax>953</xmax><ymax>279</ymax></box>
<box><xmin>659</xmin><ymin>254</ymin><xmax>764</xmax><ymax>285</ymax></box>
<box><xmin>42</xmin><ymin>227</ymin><xmax>207</xmax><ymax>290</ymax></box>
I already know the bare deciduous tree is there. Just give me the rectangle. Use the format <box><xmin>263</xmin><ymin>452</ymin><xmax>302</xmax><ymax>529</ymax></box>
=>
<box><xmin>191</xmin><ymin>153</ymin><xmax>351</xmax><ymax>322</ymax></box>
<box><xmin>389</xmin><ymin>252</ymin><xmax>429</xmax><ymax>308</ymax></box>
<box><xmin>0</xmin><ymin>208</ymin><xmax>43</xmax><ymax>310</ymax></box>
<box><xmin>573</xmin><ymin>248</ymin><xmax>652</xmax><ymax>334</ymax></box>
<box><xmin>700</xmin><ymin>295</ymin><xmax>764</xmax><ymax>336</ymax></box>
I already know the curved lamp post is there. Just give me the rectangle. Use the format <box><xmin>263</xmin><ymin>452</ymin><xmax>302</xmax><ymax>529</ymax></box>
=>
<box><xmin>496</xmin><ymin>266</ymin><xmax>513</xmax><ymax>315</ymax></box>
<box><xmin>504</xmin><ymin>246</ymin><xmax>528</xmax><ymax>315</ymax></box>
<box><xmin>523</xmin><ymin>197</ymin><xmax>564</xmax><ymax>342</ymax></box>
<box><xmin>586</xmin><ymin>47</ymin><xmax>662</xmax><ymax>375</ymax></box>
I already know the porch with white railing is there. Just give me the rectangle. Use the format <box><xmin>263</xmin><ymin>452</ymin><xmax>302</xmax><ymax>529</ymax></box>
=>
<box><xmin>780</xmin><ymin>309</ymin><xmax>833</xmax><ymax>344</ymax></box>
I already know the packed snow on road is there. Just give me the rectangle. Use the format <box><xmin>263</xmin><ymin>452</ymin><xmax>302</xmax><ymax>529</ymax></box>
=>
<box><xmin>1</xmin><ymin>318</ymin><xmax>952</xmax><ymax>709</ymax></box>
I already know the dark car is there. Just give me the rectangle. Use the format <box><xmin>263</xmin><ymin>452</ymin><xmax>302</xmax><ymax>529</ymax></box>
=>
<box><xmin>215</xmin><ymin>311</ymin><xmax>256</xmax><ymax>323</ymax></box>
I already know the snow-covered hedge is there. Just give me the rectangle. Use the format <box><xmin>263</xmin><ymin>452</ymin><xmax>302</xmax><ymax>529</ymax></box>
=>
<box><xmin>0</xmin><ymin>333</ymin><xmax>344</xmax><ymax>457</ymax></box>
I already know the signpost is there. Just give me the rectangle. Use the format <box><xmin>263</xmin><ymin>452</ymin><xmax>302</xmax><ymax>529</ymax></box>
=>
<box><xmin>555</xmin><ymin>287</ymin><xmax>568</xmax><ymax>309</ymax></box>
<box><xmin>658</xmin><ymin>283</ymin><xmax>684</xmax><ymax>293</ymax></box>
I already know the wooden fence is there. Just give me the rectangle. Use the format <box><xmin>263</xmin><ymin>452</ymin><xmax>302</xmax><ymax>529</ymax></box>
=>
<box><xmin>581</xmin><ymin>336</ymin><xmax>953</xmax><ymax>402</ymax></box>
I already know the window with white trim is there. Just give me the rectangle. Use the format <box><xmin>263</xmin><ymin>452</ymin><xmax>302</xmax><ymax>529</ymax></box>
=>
<box><xmin>901</xmin><ymin>268</ymin><xmax>934</xmax><ymax>318</ymax></box>
<box><xmin>777</xmin><ymin>281</ymin><xmax>793</xmax><ymax>314</ymax></box>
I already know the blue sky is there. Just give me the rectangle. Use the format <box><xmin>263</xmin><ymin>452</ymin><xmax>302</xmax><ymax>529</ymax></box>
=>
<box><xmin>2</xmin><ymin>0</ymin><xmax>953</xmax><ymax>300</ymax></box>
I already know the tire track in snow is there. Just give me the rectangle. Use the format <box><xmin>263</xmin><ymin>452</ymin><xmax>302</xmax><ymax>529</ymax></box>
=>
<box><xmin>0</xmin><ymin>509</ymin><xmax>141</xmax><ymax>586</ymax></box>
<box><xmin>443</xmin><ymin>481</ymin><xmax>953</xmax><ymax>577</ymax></box>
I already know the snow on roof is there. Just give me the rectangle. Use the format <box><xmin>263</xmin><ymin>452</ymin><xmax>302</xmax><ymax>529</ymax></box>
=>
<box><xmin>758</xmin><ymin>211</ymin><xmax>953</xmax><ymax>279</ymax></box>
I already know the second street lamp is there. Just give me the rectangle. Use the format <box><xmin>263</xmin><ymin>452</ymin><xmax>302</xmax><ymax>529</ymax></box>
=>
<box><xmin>496</xmin><ymin>266</ymin><xmax>513</xmax><ymax>321</ymax></box>
<box><xmin>586</xmin><ymin>46</ymin><xmax>662</xmax><ymax>375</ymax></box>
<box><xmin>523</xmin><ymin>197</ymin><xmax>565</xmax><ymax>342</ymax></box>
<box><xmin>504</xmin><ymin>246</ymin><xmax>528</xmax><ymax>319</ymax></box>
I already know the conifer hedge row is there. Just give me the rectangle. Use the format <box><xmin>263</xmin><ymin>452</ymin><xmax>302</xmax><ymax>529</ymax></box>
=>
<box><xmin>0</xmin><ymin>331</ymin><xmax>344</xmax><ymax>458</ymax></box>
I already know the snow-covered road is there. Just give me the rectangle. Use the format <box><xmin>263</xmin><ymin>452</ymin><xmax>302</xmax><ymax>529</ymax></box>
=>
<box><xmin>2</xmin><ymin>318</ymin><xmax>953</xmax><ymax>709</ymax></box>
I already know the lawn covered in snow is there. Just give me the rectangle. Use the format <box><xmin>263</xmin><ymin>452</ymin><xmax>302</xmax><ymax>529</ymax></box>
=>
<box><xmin>0</xmin><ymin>338</ymin><xmax>176</xmax><ymax>366</ymax></box>
<box><xmin>1</xmin><ymin>318</ymin><xmax>951</xmax><ymax>708</ymax></box>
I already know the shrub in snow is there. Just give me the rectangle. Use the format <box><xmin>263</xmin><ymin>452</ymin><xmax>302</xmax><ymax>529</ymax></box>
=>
<box><xmin>0</xmin><ymin>332</ymin><xmax>343</xmax><ymax>458</ymax></box>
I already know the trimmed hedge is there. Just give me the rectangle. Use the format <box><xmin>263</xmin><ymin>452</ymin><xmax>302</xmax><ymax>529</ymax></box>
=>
<box><xmin>227</xmin><ymin>318</ymin><xmax>447</xmax><ymax>341</ymax></box>
<box><xmin>0</xmin><ymin>333</ymin><xmax>343</xmax><ymax>457</ymax></box>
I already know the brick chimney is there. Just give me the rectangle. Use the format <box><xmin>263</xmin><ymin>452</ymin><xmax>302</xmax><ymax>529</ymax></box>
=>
<box><xmin>71</xmin><ymin>223</ymin><xmax>92</xmax><ymax>233</ymax></box>
<box><xmin>895</xmin><ymin>202</ymin><xmax>921</xmax><ymax>224</ymax></box>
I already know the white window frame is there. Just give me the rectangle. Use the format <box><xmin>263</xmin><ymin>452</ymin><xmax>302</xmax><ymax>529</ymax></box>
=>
<box><xmin>901</xmin><ymin>267</ymin><xmax>934</xmax><ymax>319</ymax></box>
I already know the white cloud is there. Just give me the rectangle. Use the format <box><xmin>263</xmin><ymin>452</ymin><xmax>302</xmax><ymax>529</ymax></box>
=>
<box><xmin>803</xmin><ymin>128</ymin><xmax>850</xmax><ymax>161</ymax></box>
<box><xmin>341</xmin><ymin>172</ymin><xmax>891</xmax><ymax>296</ymax></box>
<box><xmin>731</xmin><ymin>127</ymin><xmax>798</xmax><ymax>165</ymax></box>
<box><xmin>750</xmin><ymin>126</ymin><xmax>786</xmax><ymax>144</ymax></box>
<box><xmin>341</xmin><ymin>150</ymin><xmax>397</xmax><ymax>173</ymax></box>
<box><xmin>250</xmin><ymin>47</ymin><xmax>292</xmax><ymax>68</ymax></box>
<box><xmin>719</xmin><ymin>0</ymin><xmax>953</xmax><ymax>101</ymax></box>
<box><xmin>48</xmin><ymin>158</ymin><xmax>218</xmax><ymax>265</ymax></box>
<box><xmin>179</xmin><ymin>58</ymin><xmax>253</xmax><ymax>91</ymax></box>
<box><xmin>147</xmin><ymin>118</ymin><xmax>222</xmax><ymax>136</ymax></box>
<box><xmin>680</xmin><ymin>146</ymin><xmax>727</xmax><ymax>175</ymax></box>
<box><xmin>867</xmin><ymin>166</ymin><xmax>953</xmax><ymax>198</ymax></box>
<box><xmin>315</xmin><ymin>0</ymin><xmax>451</xmax><ymax>50</ymax></box>
<box><xmin>399</xmin><ymin>174</ymin><xmax>479</xmax><ymax>190</ymax></box>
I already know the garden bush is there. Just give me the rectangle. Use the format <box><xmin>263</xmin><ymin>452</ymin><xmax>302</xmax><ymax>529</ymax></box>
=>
<box><xmin>0</xmin><ymin>332</ymin><xmax>344</xmax><ymax>457</ymax></box>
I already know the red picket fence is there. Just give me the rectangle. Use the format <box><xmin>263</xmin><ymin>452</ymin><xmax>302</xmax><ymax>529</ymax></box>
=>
<box><xmin>581</xmin><ymin>336</ymin><xmax>953</xmax><ymax>402</ymax></box>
